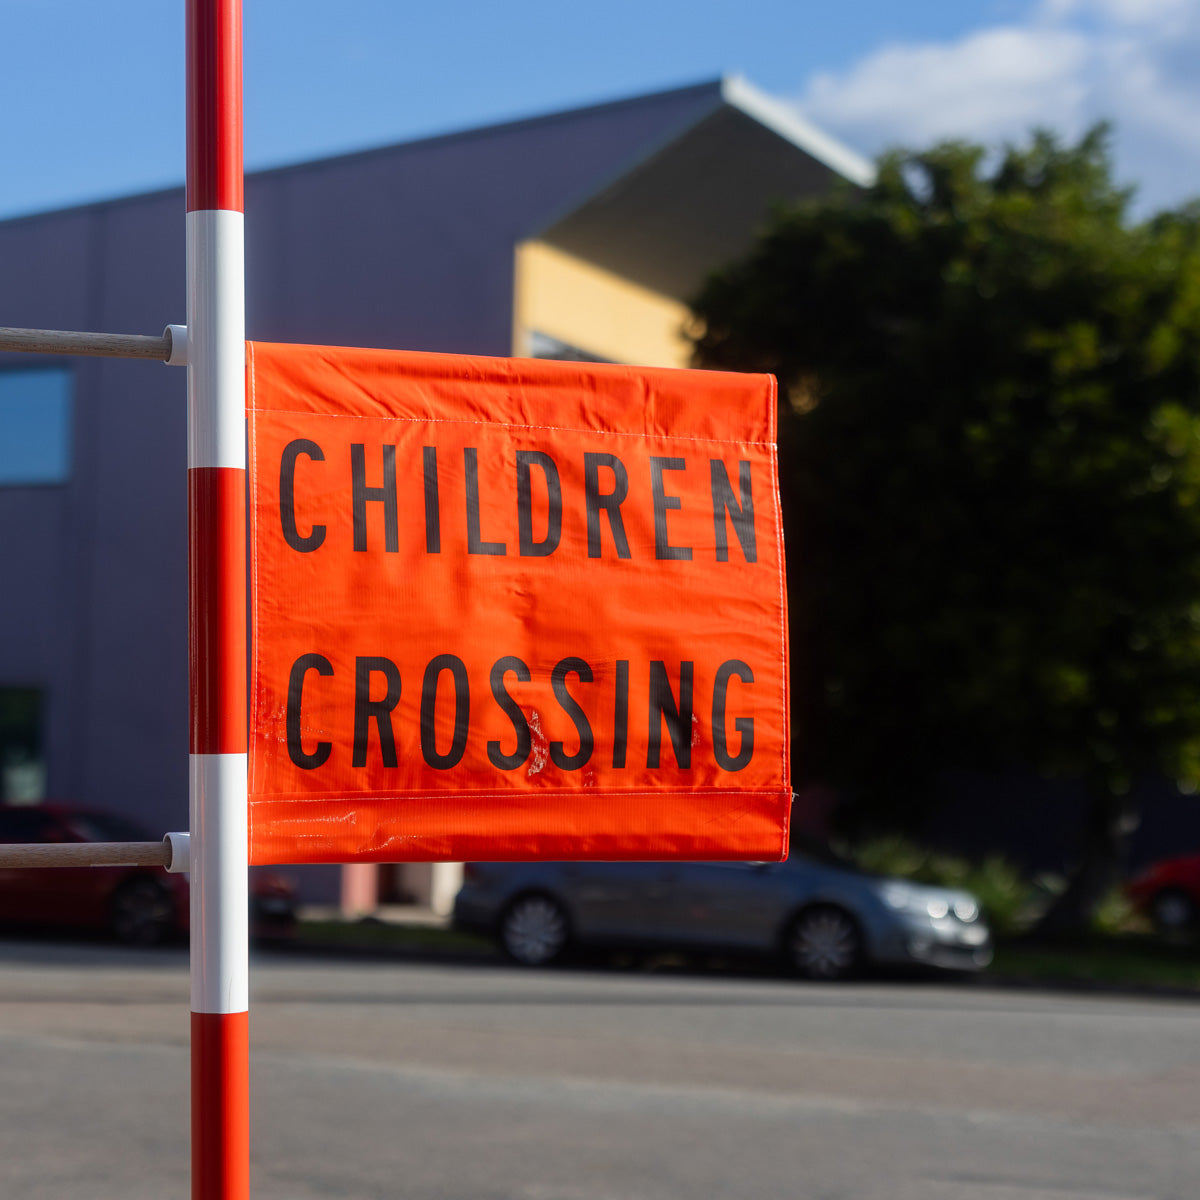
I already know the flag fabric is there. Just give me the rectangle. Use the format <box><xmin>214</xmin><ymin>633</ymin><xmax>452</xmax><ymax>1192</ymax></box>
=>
<box><xmin>246</xmin><ymin>340</ymin><xmax>790</xmax><ymax>863</ymax></box>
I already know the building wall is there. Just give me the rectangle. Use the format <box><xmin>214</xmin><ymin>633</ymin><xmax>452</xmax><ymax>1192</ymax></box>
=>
<box><xmin>243</xmin><ymin>82</ymin><xmax>723</xmax><ymax>354</ymax></box>
<box><xmin>0</xmin><ymin>195</ymin><xmax>190</xmax><ymax>839</ymax></box>
<box><xmin>0</xmin><ymin>84</ymin><xmax>726</xmax><ymax>904</ymax></box>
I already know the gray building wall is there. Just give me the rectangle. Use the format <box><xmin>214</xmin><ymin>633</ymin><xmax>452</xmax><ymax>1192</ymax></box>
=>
<box><xmin>0</xmin><ymin>195</ymin><xmax>189</xmax><ymax>834</ymax></box>
<box><xmin>0</xmin><ymin>84</ymin><xmax>725</xmax><ymax>885</ymax></box>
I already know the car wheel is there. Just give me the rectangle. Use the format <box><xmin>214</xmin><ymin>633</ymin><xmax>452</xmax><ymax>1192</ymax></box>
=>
<box><xmin>786</xmin><ymin>905</ymin><xmax>862</xmax><ymax>981</ymax></box>
<box><xmin>110</xmin><ymin>877</ymin><xmax>176</xmax><ymax>946</ymax></box>
<box><xmin>499</xmin><ymin>893</ymin><xmax>570</xmax><ymax>966</ymax></box>
<box><xmin>1150</xmin><ymin>888</ymin><xmax>1197</xmax><ymax>934</ymax></box>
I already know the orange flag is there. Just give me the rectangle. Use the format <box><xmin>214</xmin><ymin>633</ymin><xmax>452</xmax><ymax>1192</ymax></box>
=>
<box><xmin>246</xmin><ymin>341</ymin><xmax>790</xmax><ymax>863</ymax></box>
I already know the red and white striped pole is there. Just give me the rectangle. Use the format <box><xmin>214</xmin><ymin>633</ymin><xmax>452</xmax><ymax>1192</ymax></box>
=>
<box><xmin>186</xmin><ymin>2</ymin><xmax>248</xmax><ymax>1198</ymax></box>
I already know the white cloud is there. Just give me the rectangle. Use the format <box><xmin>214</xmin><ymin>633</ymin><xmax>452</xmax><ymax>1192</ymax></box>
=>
<box><xmin>1041</xmin><ymin>0</ymin><xmax>1191</xmax><ymax>23</ymax></box>
<box><xmin>803</xmin><ymin>28</ymin><xmax>1089</xmax><ymax>145</ymax></box>
<box><xmin>796</xmin><ymin>0</ymin><xmax>1200</xmax><ymax>213</ymax></box>
<box><xmin>1068</xmin><ymin>0</ymin><xmax>1193</xmax><ymax>26</ymax></box>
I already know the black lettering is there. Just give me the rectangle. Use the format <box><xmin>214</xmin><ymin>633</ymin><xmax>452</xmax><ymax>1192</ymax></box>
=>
<box><xmin>351</xmin><ymin>443</ymin><xmax>399</xmax><ymax>553</ymax></box>
<box><xmin>465</xmin><ymin>447</ymin><xmax>506</xmax><ymax>555</ymax></box>
<box><xmin>584</xmin><ymin>452</ymin><xmax>631</xmax><ymax>559</ymax></box>
<box><xmin>421</xmin><ymin>654</ymin><xmax>470</xmax><ymax>769</ymax></box>
<box><xmin>516</xmin><ymin>450</ymin><xmax>562</xmax><ymax>557</ymax></box>
<box><xmin>352</xmin><ymin>656</ymin><xmax>402</xmax><ymax>767</ymax></box>
<box><xmin>423</xmin><ymin>446</ymin><xmax>441</xmax><ymax>554</ymax></box>
<box><xmin>710</xmin><ymin>460</ymin><xmax>757</xmax><ymax>563</ymax></box>
<box><xmin>650</xmin><ymin>456</ymin><xmax>691</xmax><ymax>560</ymax></box>
<box><xmin>279</xmin><ymin>439</ymin><xmax>326</xmax><ymax>553</ymax></box>
<box><xmin>712</xmin><ymin>660</ymin><xmax>755</xmax><ymax>770</ymax></box>
<box><xmin>488</xmin><ymin>656</ymin><xmax>532</xmax><ymax>770</ymax></box>
<box><xmin>613</xmin><ymin>659</ymin><xmax>629</xmax><ymax>769</ymax></box>
<box><xmin>550</xmin><ymin>657</ymin><xmax>594</xmax><ymax>770</ymax></box>
<box><xmin>648</xmin><ymin>661</ymin><xmax>693</xmax><ymax>769</ymax></box>
<box><xmin>286</xmin><ymin>654</ymin><xmax>333</xmax><ymax>769</ymax></box>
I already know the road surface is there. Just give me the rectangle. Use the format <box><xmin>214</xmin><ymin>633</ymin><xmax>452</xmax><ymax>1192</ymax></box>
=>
<box><xmin>0</xmin><ymin>940</ymin><xmax>1196</xmax><ymax>1199</ymax></box>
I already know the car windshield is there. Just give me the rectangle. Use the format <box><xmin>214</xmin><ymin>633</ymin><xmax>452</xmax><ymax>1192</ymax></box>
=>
<box><xmin>785</xmin><ymin>835</ymin><xmax>856</xmax><ymax>870</ymax></box>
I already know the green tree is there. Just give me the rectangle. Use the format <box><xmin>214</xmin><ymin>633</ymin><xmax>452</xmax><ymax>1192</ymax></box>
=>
<box><xmin>691</xmin><ymin>128</ymin><xmax>1200</xmax><ymax>933</ymax></box>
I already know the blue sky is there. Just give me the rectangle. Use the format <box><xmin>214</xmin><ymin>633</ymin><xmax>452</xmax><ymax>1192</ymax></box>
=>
<box><xmin>0</xmin><ymin>0</ymin><xmax>1197</xmax><ymax>220</ymax></box>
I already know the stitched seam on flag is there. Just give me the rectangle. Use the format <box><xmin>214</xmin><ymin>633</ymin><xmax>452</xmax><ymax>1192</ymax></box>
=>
<box><xmin>247</xmin><ymin>788</ymin><xmax>787</xmax><ymax>801</ymax></box>
<box><xmin>761</xmin><ymin>362</ymin><xmax>786</xmax><ymax>845</ymax></box>
<box><xmin>244</xmin><ymin>406</ymin><xmax>775</xmax><ymax>449</ymax></box>
<box><xmin>247</xmin><ymin>343</ymin><xmax>261</xmax><ymax>798</ymax></box>
<box><xmin>769</xmin><ymin>441</ymin><xmax>790</xmax><ymax>858</ymax></box>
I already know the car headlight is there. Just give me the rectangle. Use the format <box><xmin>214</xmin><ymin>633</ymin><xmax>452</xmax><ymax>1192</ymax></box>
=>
<box><xmin>880</xmin><ymin>881</ymin><xmax>979</xmax><ymax>923</ymax></box>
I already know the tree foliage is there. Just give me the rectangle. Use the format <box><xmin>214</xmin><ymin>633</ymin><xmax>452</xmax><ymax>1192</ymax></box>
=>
<box><xmin>691</xmin><ymin>129</ymin><xmax>1200</xmax><ymax>927</ymax></box>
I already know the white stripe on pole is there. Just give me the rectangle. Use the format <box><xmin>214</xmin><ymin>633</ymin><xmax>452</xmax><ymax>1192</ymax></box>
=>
<box><xmin>186</xmin><ymin>210</ymin><xmax>246</xmax><ymax>471</ymax></box>
<box><xmin>189</xmin><ymin>752</ymin><xmax>249</xmax><ymax>1014</ymax></box>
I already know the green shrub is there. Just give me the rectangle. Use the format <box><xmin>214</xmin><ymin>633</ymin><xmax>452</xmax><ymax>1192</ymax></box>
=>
<box><xmin>848</xmin><ymin>834</ymin><xmax>928</xmax><ymax>880</ymax></box>
<box><xmin>1091</xmin><ymin>884</ymin><xmax>1141</xmax><ymax>935</ymax></box>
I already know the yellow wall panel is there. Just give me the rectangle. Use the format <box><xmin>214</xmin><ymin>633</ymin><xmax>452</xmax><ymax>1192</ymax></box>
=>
<box><xmin>513</xmin><ymin>240</ymin><xmax>694</xmax><ymax>368</ymax></box>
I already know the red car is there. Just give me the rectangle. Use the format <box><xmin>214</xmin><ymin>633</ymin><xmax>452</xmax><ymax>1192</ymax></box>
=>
<box><xmin>0</xmin><ymin>803</ymin><xmax>296</xmax><ymax>945</ymax></box>
<box><xmin>1125</xmin><ymin>854</ymin><xmax>1200</xmax><ymax>933</ymax></box>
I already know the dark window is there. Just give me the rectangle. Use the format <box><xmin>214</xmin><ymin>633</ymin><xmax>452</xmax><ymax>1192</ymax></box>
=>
<box><xmin>0</xmin><ymin>366</ymin><xmax>73</xmax><ymax>485</ymax></box>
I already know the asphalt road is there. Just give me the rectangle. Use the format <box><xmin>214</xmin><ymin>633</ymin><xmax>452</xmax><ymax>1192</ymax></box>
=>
<box><xmin>0</xmin><ymin>940</ymin><xmax>1197</xmax><ymax>1200</ymax></box>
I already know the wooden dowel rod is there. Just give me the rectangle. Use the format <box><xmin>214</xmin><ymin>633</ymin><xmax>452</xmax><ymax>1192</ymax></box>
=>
<box><xmin>0</xmin><ymin>326</ymin><xmax>172</xmax><ymax>361</ymax></box>
<box><xmin>0</xmin><ymin>842</ymin><xmax>172</xmax><ymax>869</ymax></box>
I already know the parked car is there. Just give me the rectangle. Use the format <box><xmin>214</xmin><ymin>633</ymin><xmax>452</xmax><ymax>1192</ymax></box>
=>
<box><xmin>1126</xmin><ymin>853</ymin><xmax>1200</xmax><ymax>933</ymax></box>
<box><xmin>0</xmin><ymin>803</ymin><xmax>297</xmax><ymax>945</ymax></box>
<box><xmin>453</xmin><ymin>840</ymin><xmax>992</xmax><ymax>980</ymax></box>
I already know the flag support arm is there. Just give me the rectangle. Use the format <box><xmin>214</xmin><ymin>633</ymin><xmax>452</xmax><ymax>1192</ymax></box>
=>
<box><xmin>0</xmin><ymin>324</ymin><xmax>187</xmax><ymax>363</ymax></box>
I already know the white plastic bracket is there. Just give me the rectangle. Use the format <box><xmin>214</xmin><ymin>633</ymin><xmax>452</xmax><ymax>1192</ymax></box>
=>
<box><xmin>164</xmin><ymin>831</ymin><xmax>191</xmax><ymax>874</ymax></box>
<box><xmin>164</xmin><ymin>324</ymin><xmax>189</xmax><ymax>366</ymax></box>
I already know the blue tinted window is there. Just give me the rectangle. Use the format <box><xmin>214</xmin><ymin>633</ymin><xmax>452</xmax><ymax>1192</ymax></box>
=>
<box><xmin>0</xmin><ymin>687</ymin><xmax>45</xmax><ymax>803</ymax></box>
<box><xmin>0</xmin><ymin>367</ymin><xmax>72</xmax><ymax>485</ymax></box>
<box><xmin>529</xmin><ymin>331</ymin><xmax>612</xmax><ymax>364</ymax></box>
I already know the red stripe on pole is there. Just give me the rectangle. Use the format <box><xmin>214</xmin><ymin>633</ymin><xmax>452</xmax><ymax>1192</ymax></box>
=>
<box><xmin>189</xmin><ymin>467</ymin><xmax>248</xmax><ymax>753</ymax></box>
<box><xmin>186</xmin><ymin>0</ymin><xmax>244</xmax><ymax>213</ymax></box>
<box><xmin>192</xmin><ymin>1011</ymin><xmax>250</xmax><ymax>1200</ymax></box>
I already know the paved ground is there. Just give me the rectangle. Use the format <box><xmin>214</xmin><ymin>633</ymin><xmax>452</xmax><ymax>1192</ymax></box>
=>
<box><xmin>0</xmin><ymin>939</ymin><xmax>1197</xmax><ymax>1199</ymax></box>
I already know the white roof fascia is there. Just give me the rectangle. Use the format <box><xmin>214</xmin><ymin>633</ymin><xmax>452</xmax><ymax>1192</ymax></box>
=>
<box><xmin>721</xmin><ymin>75</ymin><xmax>877</xmax><ymax>188</ymax></box>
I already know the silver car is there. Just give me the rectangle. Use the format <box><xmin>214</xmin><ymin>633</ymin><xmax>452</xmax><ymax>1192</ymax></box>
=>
<box><xmin>452</xmin><ymin>844</ymin><xmax>992</xmax><ymax>980</ymax></box>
